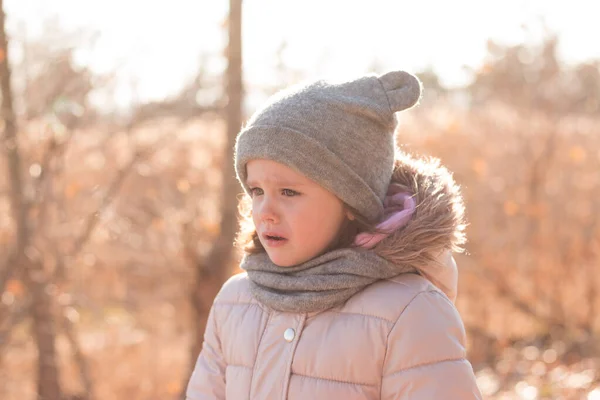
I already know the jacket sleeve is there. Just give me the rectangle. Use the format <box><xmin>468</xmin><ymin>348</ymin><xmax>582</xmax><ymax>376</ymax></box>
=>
<box><xmin>381</xmin><ymin>290</ymin><xmax>482</xmax><ymax>400</ymax></box>
<box><xmin>186</xmin><ymin>302</ymin><xmax>226</xmax><ymax>399</ymax></box>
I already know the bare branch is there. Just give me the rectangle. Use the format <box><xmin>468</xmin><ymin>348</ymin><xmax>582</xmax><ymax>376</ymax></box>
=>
<box><xmin>467</xmin><ymin>262</ymin><xmax>572</xmax><ymax>331</ymax></box>
<box><xmin>68</xmin><ymin>132</ymin><xmax>177</xmax><ymax>258</ymax></box>
<box><xmin>34</xmin><ymin>130</ymin><xmax>75</xmax><ymax>230</ymax></box>
<box><xmin>0</xmin><ymin>298</ymin><xmax>30</xmax><ymax>356</ymax></box>
<box><xmin>131</xmin><ymin>102</ymin><xmax>220</xmax><ymax>126</ymax></box>
<box><xmin>0</xmin><ymin>0</ymin><xmax>30</xmax><ymax>329</ymax></box>
<box><xmin>59</xmin><ymin>305</ymin><xmax>94</xmax><ymax>400</ymax></box>
<box><xmin>0</xmin><ymin>248</ymin><xmax>17</xmax><ymax>296</ymax></box>
<box><xmin>1</xmin><ymin>0</ymin><xmax>29</xmax><ymax>267</ymax></box>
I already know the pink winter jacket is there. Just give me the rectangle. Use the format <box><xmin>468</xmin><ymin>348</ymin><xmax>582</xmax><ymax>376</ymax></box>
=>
<box><xmin>186</xmin><ymin>267</ymin><xmax>482</xmax><ymax>399</ymax></box>
<box><xmin>187</xmin><ymin>155</ymin><xmax>483</xmax><ymax>399</ymax></box>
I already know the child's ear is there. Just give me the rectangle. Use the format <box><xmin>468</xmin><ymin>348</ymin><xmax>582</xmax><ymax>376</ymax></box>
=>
<box><xmin>346</xmin><ymin>211</ymin><xmax>355</xmax><ymax>221</ymax></box>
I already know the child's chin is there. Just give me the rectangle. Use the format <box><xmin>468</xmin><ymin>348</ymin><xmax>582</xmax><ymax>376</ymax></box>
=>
<box><xmin>269</xmin><ymin>257</ymin><xmax>295</xmax><ymax>267</ymax></box>
<box><xmin>267</xmin><ymin>252</ymin><xmax>296</xmax><ymax>267</ymax></box>
<box><xmin>268</xmin><ymin>252</ymin><xmax>312</xmax><ymax>268</ymax></box>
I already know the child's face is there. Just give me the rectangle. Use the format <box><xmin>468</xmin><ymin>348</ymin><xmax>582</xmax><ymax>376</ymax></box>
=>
<box><xmin>246</xmin><ymin>159</ymin><xmax>348</xmax><ymax>267</ymax></box>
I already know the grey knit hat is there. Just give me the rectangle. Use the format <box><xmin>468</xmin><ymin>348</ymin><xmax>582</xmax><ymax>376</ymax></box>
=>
<box><xmin>235</xmin><ymin>70</ymin><xmax>422</xmax><ymax>222</ymax></box>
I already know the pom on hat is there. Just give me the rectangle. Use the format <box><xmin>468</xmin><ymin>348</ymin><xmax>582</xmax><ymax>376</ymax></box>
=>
<box><xmin>378</xmin><ymin>71</ymin><xmax>422</xmax><ymax>112</ymax></box>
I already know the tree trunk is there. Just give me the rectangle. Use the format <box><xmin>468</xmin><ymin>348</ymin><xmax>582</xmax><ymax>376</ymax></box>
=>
<box><xmin>0</xmin><ymin>2</ymin><xmax>62</xmax><ymax>399</ymax></box>
<box><xmin>28</xmin><ymin>262</ymin><xmax>62</xmax><ymax>400</ymax></box>
<box><xmin>187</xmin><ymin>0</ymin><xmax>243</xmax><ymax>382</ymax></box>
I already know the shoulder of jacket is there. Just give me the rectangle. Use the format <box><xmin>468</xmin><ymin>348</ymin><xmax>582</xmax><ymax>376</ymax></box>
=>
<box><xmin>214</xmin><ymin>272</ymin><xmax>257</xmax><ymax>305</ymax></box>
<box><xmin>380</xmin><ymin>279</ymin><xmax>469</xmax><ymax>376</ymax></box>
<box><xmin>339</xmin><ymin>273</ymin><xmax>449</xmax><ymax>322</ymax></box>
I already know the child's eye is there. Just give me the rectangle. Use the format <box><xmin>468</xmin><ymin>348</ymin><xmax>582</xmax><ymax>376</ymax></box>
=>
<box><xmin>282</xmin><ymin>189</ymin><xmax>299</xmax><ymax>197</ymax></box>
<box><xmin>249</xmin><ymin>187</ymin><xmax>263</xmax><ymax>197</ymax></box>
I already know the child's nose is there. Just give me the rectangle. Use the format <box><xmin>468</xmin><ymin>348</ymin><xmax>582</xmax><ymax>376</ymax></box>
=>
<box><xmin>257</xmin><ymin>197</ymin><xmax>280</xmax><ymax>224</ymax></box>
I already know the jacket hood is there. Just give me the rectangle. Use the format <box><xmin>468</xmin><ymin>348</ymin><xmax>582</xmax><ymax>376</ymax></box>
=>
<box><xmin>372</xmin><ymin>152</ymin><xmax>466</xmax><ymax>302</ymax></box>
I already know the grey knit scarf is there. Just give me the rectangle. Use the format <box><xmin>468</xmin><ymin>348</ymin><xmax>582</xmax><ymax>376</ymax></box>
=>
<box><xmin>240</xmin><ymin>247</ymin><xmax>417</xmax><ymax>313</ymax></box>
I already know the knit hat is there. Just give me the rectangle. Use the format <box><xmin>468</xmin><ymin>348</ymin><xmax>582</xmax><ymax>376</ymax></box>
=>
<box><xmin>234</xmin><ymin>70</ymin><xmax>422</xmax><ymax>222</ymax></box>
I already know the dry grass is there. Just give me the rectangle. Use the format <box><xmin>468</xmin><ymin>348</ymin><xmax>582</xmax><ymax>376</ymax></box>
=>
<box><xmin>1</xmin><ymin>103</ymin><xmax>599</xmax><ymax>399</ymax></box>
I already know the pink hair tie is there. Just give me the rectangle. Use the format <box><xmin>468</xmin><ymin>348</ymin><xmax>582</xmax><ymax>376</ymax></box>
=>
<box><xmin>353</xmin><ymin>184</ymin><xmax>416</xmax><ymax>249</ymax></box>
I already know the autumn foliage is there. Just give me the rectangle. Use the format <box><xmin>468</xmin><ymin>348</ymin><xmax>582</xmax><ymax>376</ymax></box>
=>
<box><xmin>1</xmin><ymin>23</ymin><xmax>599</xmax><ymax>400</ymax></box>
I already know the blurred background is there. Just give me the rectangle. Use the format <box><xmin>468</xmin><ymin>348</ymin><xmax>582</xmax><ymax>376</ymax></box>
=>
<box><xmin>0</xmin><ymin>0</ymin><xmax>599</xmax><ymax>399</ymax></box>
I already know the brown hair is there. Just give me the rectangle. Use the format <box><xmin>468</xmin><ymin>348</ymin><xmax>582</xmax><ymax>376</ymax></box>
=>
<box><xmin>234</xmin><ymin>194</ymin><xmax>382</xmax><ymax>255</ymax></box>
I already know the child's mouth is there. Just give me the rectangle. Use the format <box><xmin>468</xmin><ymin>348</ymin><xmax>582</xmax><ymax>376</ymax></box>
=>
<box><xmin>263</xmin><ymin>235</ymin><xmax>288</xmax><ymax>247</ymax></box>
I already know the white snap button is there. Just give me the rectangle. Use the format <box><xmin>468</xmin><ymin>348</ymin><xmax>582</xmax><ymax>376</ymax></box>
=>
<box><xmin>283</xmin><ymin>328</ymin><xmax>295</xmax><ymax>342</ymax></box>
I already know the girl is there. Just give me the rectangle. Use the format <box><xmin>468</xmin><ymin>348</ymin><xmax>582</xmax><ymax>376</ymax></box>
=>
<box><xmin>186</xmin><ymin>70</ymin><xmax>483</xmax><ymax>399</ymax></box>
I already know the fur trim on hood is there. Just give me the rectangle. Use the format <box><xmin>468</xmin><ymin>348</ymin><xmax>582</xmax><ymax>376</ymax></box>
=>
<box><xmin>373</xmin><ymin>152</ymin><xmax>467</xmax><ymax>301</ymax></box>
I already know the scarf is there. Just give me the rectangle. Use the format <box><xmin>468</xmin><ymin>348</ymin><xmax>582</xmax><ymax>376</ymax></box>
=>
<box><xmin>241</xmin><ymin>248</ymin><xmax>417</xmax><ymax>313</ymax></box>
<box><xmin>240</xmin><ymin>183</ymin><xmax>418</xmax><ymax>313</ymax></box>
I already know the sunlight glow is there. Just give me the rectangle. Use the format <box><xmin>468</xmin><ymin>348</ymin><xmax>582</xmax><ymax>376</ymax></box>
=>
<box><xmin>6</xmin><ymin>0</ymin><xmax>599</xmax><ymax>108</ymax></box>
<box><xmin>588</xmin><ymin>388</ymin><xmax>600</xmax><ymax>400</ymax></box>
